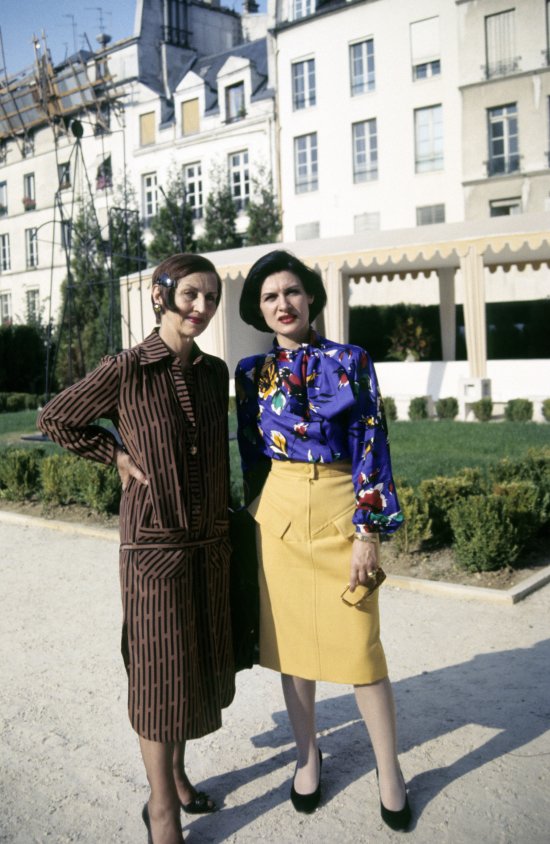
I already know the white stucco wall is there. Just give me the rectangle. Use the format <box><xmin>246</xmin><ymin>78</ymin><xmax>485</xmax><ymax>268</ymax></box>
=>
<box><xmin>375</xmin><ymin>359</ymin><xmax>550</xmax><ymax>421</ymax></box>
<box><xmin>275</xmin><ymin>0</ymin><xmax>464</xmax><ymax>241</ymax></box>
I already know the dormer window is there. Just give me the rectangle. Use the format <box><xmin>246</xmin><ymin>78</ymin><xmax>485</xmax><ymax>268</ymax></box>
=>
<box><xmin>226</xmin><ymin>82</ymin><xmax>246</xmax><ymax>123</ymax></box>
<box><xmin>181</xmin><ymin>99</ymin><xmax>200</xmax><ymax>136</ymax></box>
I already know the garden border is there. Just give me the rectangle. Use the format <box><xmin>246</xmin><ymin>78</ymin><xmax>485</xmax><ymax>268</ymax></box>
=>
<box><xmin>2</xmin><ymin>508</ymin><xmax>549</xmax><ymax>605</ymax></box>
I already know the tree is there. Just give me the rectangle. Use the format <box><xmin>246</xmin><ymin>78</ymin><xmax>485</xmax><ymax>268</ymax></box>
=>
<box><xmin>148</xmin><ymin>169</ymin><xmax>195</xmax><ymax>263</ymax></box>
<box><xmin>198</xmin><ymin>175</ymin><xmax>242</xmax><ymax>252</ymax></box>
<box><xmin>107</xmin><ymin>184</ymin><xmax>147</xmax><ymax>350</ymax></box>
<box><xmin>0</xmin><ymin>324</ymin><xmax>47</xmax><ymax>393</ymax></box>
<box><xmin>245</xmin><ymin>168</ymin><xmax>282</xmax><ymax>246</ymax></box>
<box><xmin>54</xmin><ymin>184</ymin><xmax>146</xmax><ymax>388</ymax></box>
<box><xmin>54</xmin><ymin>201</ymin><xmax>106</xmax><ymax>386</ymax></box>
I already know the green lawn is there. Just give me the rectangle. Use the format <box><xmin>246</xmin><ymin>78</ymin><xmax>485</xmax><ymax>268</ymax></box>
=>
<box><xmin>0</xmin><ymin>410</ymin><xmax>43</xmax><ymax>445</ymax></box>
<box><xmin>228</xmin><ymin>417</ymin><xmax>550</xmax><ymax>499</ymax></box>
<box><xmin>2</xmin><ymin>411</ymin><xmax>549</xmax><ymax>495</ymax></box>
<box><xmin>388</xmin><ymin>420</ymin><xmax>550</xmax><ymax>484</ymax></box>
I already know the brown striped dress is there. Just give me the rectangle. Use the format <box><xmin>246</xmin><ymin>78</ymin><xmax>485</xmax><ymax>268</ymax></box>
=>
<box><xmin>38</xmin><ymin>330</ymin><xmax>235</xmax><ymax>742</ymax></box>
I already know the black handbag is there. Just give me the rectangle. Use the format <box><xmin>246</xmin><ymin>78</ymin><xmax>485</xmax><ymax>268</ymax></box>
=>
<box><xmin>229</xmin><ymin>507</ymin><xmax>260</xmax><ymax>671</ymax></box>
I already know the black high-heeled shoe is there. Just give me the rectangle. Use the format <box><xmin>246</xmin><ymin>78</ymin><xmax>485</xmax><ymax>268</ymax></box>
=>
<box><xmin>290</xmin><ymin>748</ymin><xmax>323</xmax><ymax>813</ymax></box>
<box><xmin>142</xmin><ymin>803</ymin><xmax>153</xmax><ymax>844</ymax></box>
<box><xmin>376</xmin><ymin>768</ymin><xmax>412</xmax><ymax>831</ymax></box>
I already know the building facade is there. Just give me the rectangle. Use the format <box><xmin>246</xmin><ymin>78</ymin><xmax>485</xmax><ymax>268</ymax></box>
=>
<box><xmin>1</xmin><ymin>0</ymin><xmax>549</xmax><ymax>414</ymax></box>
<box><xmin>0</xmin><ymin>0</ymin><xmax>274</xmax><ymax>330</ymax></box>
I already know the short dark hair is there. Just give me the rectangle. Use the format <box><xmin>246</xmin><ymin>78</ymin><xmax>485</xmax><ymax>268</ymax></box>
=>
<box><xmin>239</xmin><ymin>250</ymin><xmax>327</xmax><ymax>333</ymax></box>
<box><xmin>151</xmin><ymin>253</ymin><xmax>222</xmax><ymax>323</ymax></box>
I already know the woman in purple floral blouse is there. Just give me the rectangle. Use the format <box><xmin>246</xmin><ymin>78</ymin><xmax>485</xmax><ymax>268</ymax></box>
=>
<box><xmin>235</xmin><ymin>250</ymin><xmax>411</xmax><ymax>831</ymax></box>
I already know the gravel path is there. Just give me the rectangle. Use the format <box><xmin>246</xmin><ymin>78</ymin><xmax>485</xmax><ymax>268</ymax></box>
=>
<box><xmin>1</xmin><ymin>511</ymin><xmax>549</xmax><ymax>844</ymax></box>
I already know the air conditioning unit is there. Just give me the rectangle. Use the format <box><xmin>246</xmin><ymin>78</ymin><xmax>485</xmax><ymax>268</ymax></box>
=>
<box><xmin>460</xmin><ymin>378</ymin><xmax>491</xmax><ymax>402</ymax></box>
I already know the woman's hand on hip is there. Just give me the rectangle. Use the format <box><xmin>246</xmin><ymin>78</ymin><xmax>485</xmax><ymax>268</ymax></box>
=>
<box><xmin>114</xmin><ymin>448</ymin><xmax>148</xmax><ymax>491</ymax></box>
<box><xmin>349</xmin><ymin>537</ymin><xmax>379</xmax><ymax>591</ymax></box>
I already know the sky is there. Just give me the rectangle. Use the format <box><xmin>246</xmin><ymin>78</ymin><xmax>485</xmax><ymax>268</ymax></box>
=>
<box><xmin>0</xmin><ymin>0</ymin><xmax>266</xmax><ymax>77</ymax></box>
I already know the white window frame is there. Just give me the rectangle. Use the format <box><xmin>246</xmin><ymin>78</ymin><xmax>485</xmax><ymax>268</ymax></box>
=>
<box><xmin>414</xmin><ymin>105</ymin><xmax>444</xmax><ymax>173</ymax></box>
<box><xmin>410</xmin><ymin>17</ymin><xmax>441</xmax><ymax>82</ymax></box>
<box><xmin>0</xmin><ymin>291</ymin><xmax>12</xmax><ymax>323</ymax></box>
<box><xmin>292</xmin><ymin>58</ymin><xmax>316</xmax><ymax>110</ymax></box>
<box><xmin>294</xmin><ymin>133</ymin><xmax>318</xmax><ymax>194</ymax></box>
<box><xmin>0</xmin><ymin>180</ymin><xmax>7</xmax><ymax>215</ymax></box>
<box><xmin>485</xmin><ymin>9</ymin><xmax>518</xmax><ymax>79</ymax></box>
<box><xmin>58</xmin><ymin>162</ymin><xmax>71</xmax><ymax>190</ymax></box>
<box><xmin>352</xmin><ymin>119</ymin><xmax>378</xmax><ymax>183</ymax></box>
<box><xmin>142</xmin><ymin>173</ymin><xmax>158</xmax><ymax>224</ymax></box>
<box><xmin>25</xmin><ymin>227</ymin><xmax>39</xmax><ymax>268</ymax></box>
<box><xmin>293</xmin><ymin>0</ymin><xmax>313</xmax><ymax>21</ymax></box>
<box><xmin>228</xmin><ymin>150</ymin><xmax>250</xmax><ymax>211</ymax></box>
<box><xmin>489</xmin><ymin>197</ymin><xmax>521</xmax><ymax>216</ymax></box>
<box><xmin>183</xmin><ymin>163</ymin><xmax>203</xmax><ymax>220</ymax></box>
<box><xmin>23</xmin><ymin>172</ymin><xmax>36</xmax><ymax>210</ymax></box>
<box><xmin>0</xmin><ymin>233</ymin><xmax>10</xmax><ymax>271</ymax></box>
<box><xmin>416</xmin><ymin>204</ymin><xmax>445</xmax><ymax>225</ymax></box>
<box><xmin>413</xmin><ymin>60</ymin><xmax>441</xmax><ymax>81</ymax></box>
<box><xmin>487</xmin><ymin>103</ymin><xmax>519</xmax><ymax>175</ymax></box>
<box><xmin>26</xmin><ymin>288</ymin><xmax>40</xmax><ymax>321</ymax></box>
<box><xmin>350</xmin><ymin>38</ymin><xmax>375</xmax><ymax>96</ymax></box>
<box><xmin>225</xmin><ymin>82</ymin><xmax>246</xmax><ymax>122</ymax></box>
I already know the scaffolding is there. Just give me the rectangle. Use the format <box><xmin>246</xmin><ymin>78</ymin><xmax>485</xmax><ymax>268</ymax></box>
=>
<box><xmin>0</xmin><ymin>28</ymin><xmax>146</xmax><ymax>394</ymax></box>
<box><xmin>0</xmin><ymin>29</ymin><xmax>121</xmax><ymax>150</ymax></box>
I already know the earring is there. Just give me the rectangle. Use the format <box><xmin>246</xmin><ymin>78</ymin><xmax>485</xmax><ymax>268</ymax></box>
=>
<box><xmin>153</xmin><ymin>303</ymin><xmax>161</xmax><ymax>313</ymax></box>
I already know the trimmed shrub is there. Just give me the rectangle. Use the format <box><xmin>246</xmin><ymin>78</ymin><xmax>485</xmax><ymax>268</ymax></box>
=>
<box><xmin>383</xmin><ymin>396</ymin><xmax>397</xmax><ymax>422</ymax></box>
<box><xmin>471</xmin><ymin>397</ymin><xmax>493</xmax><ymax>422</ymax></box>
<box><xmin>542</xmin><ymin>399</ymin><xmax>550</xmax><ymax>423</ymax></box>
<box><xmin>5</xmin><ymin>393</ymin><xmax>28</xmax><ymax>412</ymax></box>
<box><xmin>79</xmin><ymin>461</ymin><xmax>121</xmax><ymax>514</ymax></box>
<box><xmin>408</xmin><ymin>396</ymin><xmax>429</xmax><ymax>421</ymax></box>
<box><xmin>435</xmin><ymin>397</ymin><xmax>458</xmax><ymax>420</ymax></box>
<box><xmin>0</xmin><ymin>447</ymin><xmax>43</xmax><ymax>500</ymax></box>
<box><xmin>41</xmin><ymin>454</ymin><xmax>81</xmax><ymax>505</ymax></box>
<box><xmin>391</xmin><ymin>483</ymin><xmax>432</xmax><ymax>554</ymax></box>
<box><xmin>450</xmin><ymin>480</ymin><xmax>539</xmax><ymax>571</ymax></box>
<box><xmin>488</xmin><ymin>447</ymin><xmax>550</xmax><ymax>531</ymax></box>
<box><xmin>450</xmin><ymin>495</ymin><xmax>520</xmax><ymax>571</ymax></box>
<box><xmin>505</xmin><ymin>398</ymin><xmax>533</xmax><ymax>422</ymax></box>
<box><xmin>419</xmin><ymin>468</ymin><xmax>481</xmax><ymax>545</ymax></box>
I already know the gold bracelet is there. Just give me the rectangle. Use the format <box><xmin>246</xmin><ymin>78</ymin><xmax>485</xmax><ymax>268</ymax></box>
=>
<box><xmin>354</xmin><ymin>532</ymin><xmax>379</xmax><ymax>544</ymax></box>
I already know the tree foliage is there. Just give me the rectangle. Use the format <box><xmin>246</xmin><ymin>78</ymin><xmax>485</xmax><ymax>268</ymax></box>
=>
<box><xmin>0</xmin><ymin>324</ymin><xmax>47</xmax><ymax>392</ymax></box>
<box><xmin>245</xmin><ymin>168</ymin><xmax>282</xmax><ymax>246</ymax></box>
<box><xmin>148</xmin><ymin>169</ymin><xmax>195</xmax><ymax>263</ymax></box>
<box><xmin>54</xmin><ymin>183</ymin><xmax>146</xmax><ymax>387</ymax></box>
<box><xmin>198</xmin><ymin>172</ymin><xmax>242</xmax><ymax>252</ymax></box>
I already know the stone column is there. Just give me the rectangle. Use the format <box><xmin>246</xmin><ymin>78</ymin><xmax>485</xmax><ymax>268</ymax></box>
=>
<box><xmin>317</xmin><ymin>260</ymin><xmax>348</xmax><ymax>343</ymax></box>
<box><xmin>459</xmin><ymin>245</ymin><xmax>487</xmax><ymax>378</ymax></box>
<box><xmin>437</xmin><ymin>267</ymin><xmax>456</xmax><ymax>361</ymax></box>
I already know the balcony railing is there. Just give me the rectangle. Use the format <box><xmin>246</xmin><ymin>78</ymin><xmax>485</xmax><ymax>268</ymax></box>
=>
<box><xmin>482</xmin><ymin>57</ymin><xmax>521</xmax><ymax>80</ymax></box>
<box><xmin>485</xmin><ymin>155</ymin><xmax>521</xmax><ymax>177</ymax></box>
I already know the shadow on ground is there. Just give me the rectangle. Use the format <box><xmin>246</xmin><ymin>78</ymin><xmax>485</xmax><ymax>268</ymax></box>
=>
<box><xmin>183</xmin><ymin>638</ymin><xmax>550</xmax><ymax>841</ymax></box>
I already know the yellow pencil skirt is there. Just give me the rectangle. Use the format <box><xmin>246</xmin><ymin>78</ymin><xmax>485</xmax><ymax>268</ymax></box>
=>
<box><xmin>248</xmin><ymin>460</ymin><xmax>388</xmax><ymax>684</ymax></box>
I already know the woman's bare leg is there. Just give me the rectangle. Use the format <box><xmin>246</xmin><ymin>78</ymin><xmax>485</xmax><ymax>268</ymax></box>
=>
<box><xmin>281</xmin><ymin>673</ymin><xmax>321</xmax><ymax>793</ymax></box>
<box><xmin>354</xmin><ymin>676</ymin><xmax>406</xmax><ymax>811</ymax></box>
<box><xmin>139</xmin><ymin>736</ymin><xmax>184</xmax><ymax>844</ymax></box>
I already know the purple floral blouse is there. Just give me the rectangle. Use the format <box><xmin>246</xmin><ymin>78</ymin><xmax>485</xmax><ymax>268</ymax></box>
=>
<box><xmin>235</xmin><ymin>332</ymin><xmax>403</xmax><ymax>535</ymax></box>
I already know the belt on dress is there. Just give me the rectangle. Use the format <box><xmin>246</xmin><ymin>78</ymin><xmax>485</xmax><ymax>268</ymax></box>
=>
<box><xmin>120</xmin><ymin>535</ymin><xmax>226</xmax><ymax>551</ymax></box>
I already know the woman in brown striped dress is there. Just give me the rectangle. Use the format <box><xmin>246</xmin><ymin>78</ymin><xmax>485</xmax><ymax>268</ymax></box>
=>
<box><xmin>39</xmin><ymin>253</ymin><xmax>235</xmax><ymax>844</ymax></box>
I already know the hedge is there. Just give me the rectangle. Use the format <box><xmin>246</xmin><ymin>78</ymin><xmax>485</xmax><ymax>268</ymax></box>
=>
<box><xmin>1</xmin><ymin>445</ymin><xmax>549</xmax><ymax>573</ymax></box>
